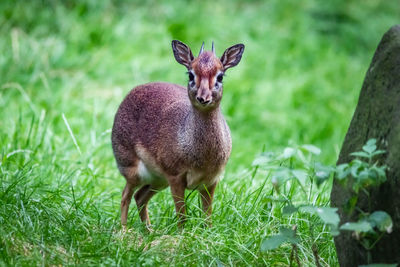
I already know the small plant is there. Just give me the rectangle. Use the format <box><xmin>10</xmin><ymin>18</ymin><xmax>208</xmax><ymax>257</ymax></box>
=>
<box><xmin>336</xmin><ymin>139</ymin><xmax>393</xmax><ymax>265</ymax></box>
<box><xmin>255</xmin><ymin>144</ymin><xmax>338</xmax><ymax>266</ymax></box>
<box><xmin>257</xmin><ymin>139</ymin><xmax>393</xmax><ymax>266</ymax></box>
<box><xmin>336</xmin><ymin>139</ymin><xmax>386</xmax><ymax>195</ymax></box>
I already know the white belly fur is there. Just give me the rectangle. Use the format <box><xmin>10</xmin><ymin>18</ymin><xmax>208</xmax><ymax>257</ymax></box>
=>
<box><xmin>136</xmin><ymin>145</ymin><xmax>223</xmax><ymax>190</ymax></box>
<box><xmin>137</xmin><ymin>161</ymin><xmax>168</xmax><ymax>188</ymax></box>
<box><xmin>138</xmin><ymin>161</ymin><xmax>222</xmax><ymax>190</ymax></box>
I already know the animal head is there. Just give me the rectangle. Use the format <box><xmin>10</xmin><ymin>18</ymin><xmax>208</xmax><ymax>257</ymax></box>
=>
<box><xmin>172</xmin><ymin>40</ymin><xmax>244</xmax><ymax>111</ymax></box>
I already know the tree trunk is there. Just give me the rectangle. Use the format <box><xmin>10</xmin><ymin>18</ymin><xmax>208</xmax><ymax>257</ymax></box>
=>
<box><xmin>331</xmin><ymin>25</ymin><xmax>400</xmax><ymax>266</ymax></box>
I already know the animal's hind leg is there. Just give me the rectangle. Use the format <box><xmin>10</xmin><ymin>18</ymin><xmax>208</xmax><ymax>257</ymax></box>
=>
<box><xmin>119</xmin><ymin>165</ymin><xmax>140</xmax><ymax>226</ymax></box>
<box><xmin>134</xmin><ymin>185</ymin><xmax>159</xmax><ymax>227</ymax></box>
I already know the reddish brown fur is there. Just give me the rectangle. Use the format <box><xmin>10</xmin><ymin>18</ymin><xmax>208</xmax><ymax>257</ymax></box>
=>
<box><xmin>192</xmin><ymin>51</ymin><xmax>223</xmax><ymax>79</ymax></box>
<box><xmin>112</xmin><ymin>41</ymin><xmax>244</xmax><ymax>228</ymax></box>
<box><xmin>112</xmin><ymin>82</ymin><xmax>230</xmax><ymax>177</ymax></box>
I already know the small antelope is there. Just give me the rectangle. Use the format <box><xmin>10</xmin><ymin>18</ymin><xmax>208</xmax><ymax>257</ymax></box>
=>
<box><xmin>112</xmin><ymin>40</ymin><xmax>244</xmax><ymax>227</ymax></box>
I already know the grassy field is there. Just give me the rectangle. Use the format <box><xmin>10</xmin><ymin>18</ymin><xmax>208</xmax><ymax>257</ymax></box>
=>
<box><xmin>1</xmin><ymin>0</ymin><xmax>399</xmax><ymax>266</ymax></box>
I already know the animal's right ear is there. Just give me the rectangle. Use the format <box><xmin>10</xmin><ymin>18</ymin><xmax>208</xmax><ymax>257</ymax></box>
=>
<box><xmin>172</xmin><ymin>40</ymin><xmax>194</xmax><ymax>69</ymax></box>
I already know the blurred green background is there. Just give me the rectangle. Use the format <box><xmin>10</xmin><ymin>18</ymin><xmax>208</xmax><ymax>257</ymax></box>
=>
<box><xmin>1</xmin><ymin>0</ymin><xmax>399</xmax><ymax>265</ymax></box>
<box><xmin>2</xmin><ymin>0</ymin><xmax>399</xmax><ymax>172</ymax></box>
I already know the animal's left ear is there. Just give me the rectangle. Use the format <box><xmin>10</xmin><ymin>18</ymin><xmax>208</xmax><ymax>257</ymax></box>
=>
<box><xmin>220</xmin><ymin>44</ymin><xmax>245</xmax><ymax>71</ymax></box>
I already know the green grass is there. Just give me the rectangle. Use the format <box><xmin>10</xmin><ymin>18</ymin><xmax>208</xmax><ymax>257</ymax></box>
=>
<box><xmin>1</xmin><ymin>0</ymin><xmax>399</xmax><ymax>266</ymax></box>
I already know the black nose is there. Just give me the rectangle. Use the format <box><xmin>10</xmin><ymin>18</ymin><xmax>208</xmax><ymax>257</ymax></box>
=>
<box><xmin>196</xmin><ymin>97</ymin><xmax>211</xmax><ymax>105</ymax></box>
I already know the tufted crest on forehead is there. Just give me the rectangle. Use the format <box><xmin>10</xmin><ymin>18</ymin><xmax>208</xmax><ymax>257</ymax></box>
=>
<box><xmin>192</xmin><ymin>51</ymin><xmax>223</xmax><ymax>77</ymax></box>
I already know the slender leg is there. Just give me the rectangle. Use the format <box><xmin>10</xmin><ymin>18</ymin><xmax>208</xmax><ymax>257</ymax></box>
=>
<box><xmin>119</xmin><ymin>165</ymin><xmax>140</xmax><ymax>226</ymax></box>
<box><xmin>121</xmin><ymin>182</ymin><xmax>135</xmax><ymax>226</ymax></box>
<box><xmin>169</xmin><ymin>178</ymin><xmax>186</xmax><ymax>227</ymax></box>
<box><xmin>134</xmin><ymin>185</ymin><xmax>159</xmax><ymax>227</ymax></box>
<box><xmin>199</xmin><ymin>182</ymin><xmax>217</xmax><ymax>226</ymax></box>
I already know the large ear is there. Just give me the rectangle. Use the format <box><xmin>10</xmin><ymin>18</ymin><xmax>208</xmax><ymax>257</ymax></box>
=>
<box><xmin>220</xmin><ymin>44</ymin><xmax>245</xmax><ymax>71</ymax></box>
<box><xmin>172</xmin><ymin>40</ymin><xmax>194</xmax><ymax>69</ymax></box>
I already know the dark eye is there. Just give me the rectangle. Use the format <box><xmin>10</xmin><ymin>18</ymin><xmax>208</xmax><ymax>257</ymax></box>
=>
<box><xmin>188</xmin><ymin>72</ymin><xmax>194</xmax><ymax>82</ymax></box>
<box><xmin>217</xmin><ymin>74</ymin><xmax>223</xmax><ymax>83</ymax></box>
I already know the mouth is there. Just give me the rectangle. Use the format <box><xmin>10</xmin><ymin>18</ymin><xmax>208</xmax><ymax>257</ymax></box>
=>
<box><xmin>194</xmin><ymin>99</ymin><xmax>213</xmax><ymax>109</ymax></box>
<box><xmin>195</xmin><ymin>97</ymin><xmax>212</xmax><ymax>106</ymax></box>
<box><xmin>198</xmin><ymin>101</ymin><xmax>211</xmax><ymax>106</ymax></box>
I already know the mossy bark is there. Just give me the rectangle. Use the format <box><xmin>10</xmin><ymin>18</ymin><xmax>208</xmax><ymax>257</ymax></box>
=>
<box><xmin>331</xmin><ymin>25</ymin><xmax>400</xmax><ymax>266</ymax></box>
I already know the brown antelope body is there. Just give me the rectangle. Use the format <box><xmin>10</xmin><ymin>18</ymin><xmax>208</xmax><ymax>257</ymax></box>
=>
<box><xmin>112</xmin><ymin>40</ymin><xmax>244</xmax><ymax>227</ymax></box>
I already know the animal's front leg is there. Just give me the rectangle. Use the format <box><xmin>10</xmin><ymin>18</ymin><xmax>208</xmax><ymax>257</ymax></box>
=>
<box><xmin>168</xmin><ymin>176</ymin><xmax>186</xmax><ymax>227</ymax></box>
<box><xmin>199</xmin><ymin>182</ymin><xmax>217</xmax><ymax>227</ymax></box>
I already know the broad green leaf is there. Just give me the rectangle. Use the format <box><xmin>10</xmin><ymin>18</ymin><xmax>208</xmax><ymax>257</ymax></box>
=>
<box><xmin>252</xmin><ymin>156</ymin><xmax>270</xmax><ymax>167</ymax></box>
<box><xmin>315</xmin><ymin>207</ymin><xmax>340</xmax><ymax>226</ymax></box>
<box><xmin>340</xmin><ymin>221</ymin><xmax>373</xmax><ymax>233</ymax></box>
<box><xmin>275</xmin><ymin>167</ymin><xmax>290</xmax><ymax>175</ymax></box>
<box><xmin>279</xmin><ymin>227</ymin><xmax>299</xmax><ymax>244</ymax></box>
<box><xmin>351</xmin><ymin>159</ymin><xmax>365</xmax><ymax>166</ymax></box>
<box><xmin>315</xmin><ymin>171</ymin><xmax>330</xmax><ymax>186</ymax></box>
<box><xmin>292</xmin><ymin>169</ymin><xmax>307</xmax><ymax>186</ymax></box>
<box><xmin>344</xmin><ymin>195</ymin><xmax>358</xmax><ymax>215</ymax></box>
<box><xmin>350</xmin><ymin>164</ymin><xmax>360</xmax><ymax>179</ymax></box>
<box><xmin>300</xmin><ymin>206</ymin><xmax>340</xmax><ymax>226</ymax></box>
<box><xmin>314</xmin><ymin>162</ymin><xmax>334</xmax><ymax>186</ymax></box>
<box><xmin>350</xmin><ymin>162</ymin><xmax>365</xmax><ymax>191</ymax></box>
<box><xmin>301</xmin><ymin>144</ymin><xmax>321</xmax><ymax>155</ymax></box>
<box><xmin>350</xmin><ymin>151</ymin><xmax>370</xmax><ymax>158</ymax></box>
<box><xmin>357</xmin><ymin>169</ymin><xmax>372</xmax><ymax>185</ymax></box>
<box><xmin>371</xmin><ymin>150</ymin><xmax>386</xmax><ymax>157</ymax></box>
<box><xmin>358</xmin><ymin>169</ymin><xmax>370</xmax><ymax>178</ymax></box>
<box><xmin>261</xmin><ymin>235</ymin><xmax>287</xmax><ymax>251</ymax></box>
<box><xmin>374</xmin><ymin>166</ymin><xmax>386</xmax><ymax>179</ymax></box>
<box><xmin>363</xmin><ymin>139</ymin><xmax>377</xmax><ymax>154</ymax></box>
<box><xmin>282</xmin><ymin>147</ymin><xmax>296</xmax><ymax>159</ymax></box>
<box><xmin>260</xmin><ymin>227</ymin><xmax>299</xmax><ymax>252</ymax></box>
<box><xmin>330</xmin><ymin>225</ymin><xmax>340</xmax><ymax>236</ymax></box>
<box><xmin>336</xmin><ymin>163</ymin><xmax>350</xmax><ymax>180</ymax></box>
<box><xmin>296</xmin><ymin>149</ymin><xmax>306</xmax><ymax>163</ymax></box>
<box><xmin>271</xmin><ymin>167</ymin><xmax>291</xmax><ymax>188</ymax></box>
<box><xmin>369</xmin><ymin>211</ymin><xmax>393</xmax><ymax>233</ymax></box>
<box><xmin>282</xmin><ymin>205</ymin><xmax>298</xmax><ymax>215</ymax></box>
<box><xmin>314</xmin><ymin>162</ymin><xmax>335</xmax><ymax>174</ymax></box>
<box><xmin>252</xmin><ymin>152</ymin><xmax>276</xmax><ymax>167</ymax></box>
<box><xmin>300</xmin><ymin>206</ymin><xmax>316</xmax><ymax>214</ymax></box>
<box><xmin>366</xmin><ymin>139</ymin><xmax>377</xmax><ymax>146</ymax></box>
